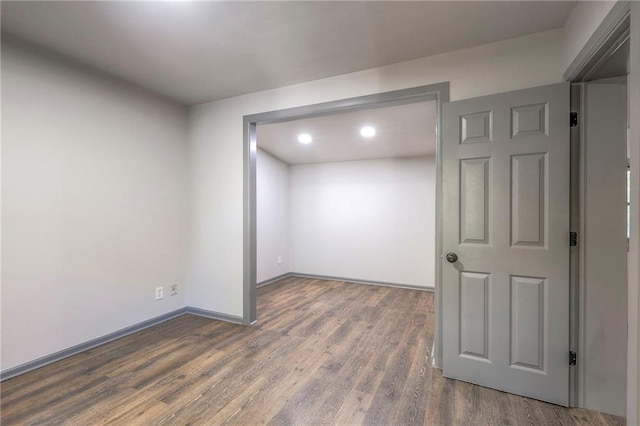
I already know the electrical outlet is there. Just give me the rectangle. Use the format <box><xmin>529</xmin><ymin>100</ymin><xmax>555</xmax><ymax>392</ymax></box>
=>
<box><xmin>155</xmin><ymin>287</ymin><xmax>164</xmax><ymax>300</ymax></box>
<box><xmin>171</xmin><ymin>283</ymin><xmax>178</xmax><ymax>296</ymax></box>
<box><xmin>277</xmin><ymin>256</ymin><xmax>282</xmax><ymax>265</ymax></box>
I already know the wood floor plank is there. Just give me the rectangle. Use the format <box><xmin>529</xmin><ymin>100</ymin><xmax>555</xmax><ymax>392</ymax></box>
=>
<box><xmin>102</xmin><ymin>398</ymin><xmax>169</xmax><ymax>425</ymax></box>
<box><xmin>424</xmin><ymin>365</ymin><xmax>457</xmax><ymax>425</ymax></box>
<box><xmin>476</xmin><ymin>384</ymin><xmax>517</xmax><ymax>426</ymax></box>
<box><xmin>392</xmin><ymin>327</ymin><xmax>432</xmax><ymax>425</ymax></box>
<box><xmin>0</xmin><ymin>277</ymin><xmax>627</xmax><ymax>426</ymax></box>
<box><xmin>0</xmin><ymin>359</ymin><xmax>91</xmax><ymax>405</ymax></box>
<box><xmin>363</xmin><ymin>309</ymin><xmax>426</xmax><ymax>425</ymax></box>
<box><xmin>453</xmin><ymin>379</ymin><xmax>485</xmax><ymax>425</ymax></box>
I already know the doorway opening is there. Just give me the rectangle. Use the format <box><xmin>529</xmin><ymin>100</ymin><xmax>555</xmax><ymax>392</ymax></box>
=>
<box><xmin>570</xmin><ymin>33</ymin><xmax>630</xmax><ymax>417</ymax></box>
<box><xmin>254</xmin><ymin>101</ymin><xmax>438</xmax><ymax>326</ymax></box>
<box><xmin>256</xmin><ymin>100</ymin><xmax>436</xmax><ymax>286</ymax></box>
<box><xmin>242</xmin><ymin>83</ymin><xmax>449</xmax><ymax>362</ymax></box>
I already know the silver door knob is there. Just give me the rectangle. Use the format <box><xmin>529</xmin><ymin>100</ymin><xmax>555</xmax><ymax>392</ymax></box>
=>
<box><xmin>446</xmin><ymin>253</ymin><xmax>458</xmax><ymax>263</ymax></box>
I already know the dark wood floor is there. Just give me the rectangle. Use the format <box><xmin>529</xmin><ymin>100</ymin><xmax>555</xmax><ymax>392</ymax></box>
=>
<box><xmin>0</xmin><ymin>277</ymin><xmax>626</xmax><ymax>425</ymax></box>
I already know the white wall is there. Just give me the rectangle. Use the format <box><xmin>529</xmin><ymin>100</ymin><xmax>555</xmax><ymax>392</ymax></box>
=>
<box><xmin>188</xmin><ymin>29</ymin><xmax>564</xmax><ymax>317</ymax></box>
<box><xmin>562</xmin><ymin>1</ymin><xmax>617</xmax><ymax>73</ymax></box>
<box><xmin>256</xmin><ymin>149</ymin><xmax>290</xmax><ymax>283</ymax></box>
<box><xmin>257</xmin><ymin>150</ymin><xmax>435</xmax><ymax>288</ymax></box>
<box><xmin>290</xmin><ymin>157</ymin><xmax>435</xmax><ymax>288</ymax></box>
<box><xmin>1</xmin><ymin>38</ymin><xmax>190</xmax><ymax>371</ymax></box>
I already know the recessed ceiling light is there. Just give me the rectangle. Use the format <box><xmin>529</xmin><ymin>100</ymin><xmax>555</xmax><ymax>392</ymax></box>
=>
<box><xmin>298</xmin><ymin>133</ymin><xmax>312</xmax><ymax>144</ymax></box>
<box><xmin>360</xmin><ymin>126</ymin><xmax>376</xmax><ymax>138</ymax></box>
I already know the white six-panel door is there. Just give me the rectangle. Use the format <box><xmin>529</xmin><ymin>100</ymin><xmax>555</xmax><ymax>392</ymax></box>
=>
<box><xmin>442</xmin><ymin>83</ymin><xmax>570</xmax><ymax>406</ymax></box>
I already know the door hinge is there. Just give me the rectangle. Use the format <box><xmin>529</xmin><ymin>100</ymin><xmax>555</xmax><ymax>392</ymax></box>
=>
<box><xmin>569</xmin><ymin>231</ymin><xmax>578</xmax><ymax>247</ymax></box>
<box><xmin>569</xmin><ymin>351</ymin><xmax>577</xmax><ymax>366</ymax></box>
<box><xmin>570</xmin><ymin>112</ymin><xmax>578</xmax><ymax>127</ymax></box>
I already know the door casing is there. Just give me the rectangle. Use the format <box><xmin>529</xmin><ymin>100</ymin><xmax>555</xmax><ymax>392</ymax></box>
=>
<box><xmin>565</xmin><ymin>2</ymin><xmax>632</xmax><ymax>409</ymax></box>
<box><xmin>242</xmin><ymin>83</ymin><xmax>450</xmax><ymax>354</ymax></box>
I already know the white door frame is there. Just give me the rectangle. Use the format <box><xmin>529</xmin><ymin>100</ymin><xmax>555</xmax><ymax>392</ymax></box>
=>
<box><xmin>630</xmin><ymin>6</ymin><xmax>639</xmax><ymax>423</ymax></box>
<box><xmin>564</xmin><ymin>1</ymin><xmax>638</xmax><ymax>420</ymax></box>
<box><xmin>242</xmin><ymin>83</ymin><xmax>450</xmax><ymax>346</ymax></box>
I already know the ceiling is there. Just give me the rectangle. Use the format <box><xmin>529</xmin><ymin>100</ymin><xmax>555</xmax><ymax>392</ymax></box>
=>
<box><xmin>257</xmin><ymin>100</ymin><xmax>436</xmax><ymax>165</ymax></box>
<box><xmin>1</xmin><ymin>1</ymin><xmax>576</xmax><ymax>105</ymax></box>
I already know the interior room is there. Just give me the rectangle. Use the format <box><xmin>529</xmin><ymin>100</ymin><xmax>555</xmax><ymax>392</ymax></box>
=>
<box><xmin>1</xmin><ymin>1</ymin><xmax>639</xmax><ymax>425</ymax></box>
<box><xmin>255</xmin><ymin>101</ymin><xmax>437</xmax><ymax>292</ymax></box>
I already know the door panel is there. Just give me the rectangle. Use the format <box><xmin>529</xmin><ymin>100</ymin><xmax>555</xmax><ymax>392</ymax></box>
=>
<box><xmin>442</xmin><ymin>83</ymin><xmax>570</xmax><ymax>406</ymax></box>
<box><xmin>460</xmin><ymin>158</ymin><xmax>491</xmax><ymax>244</ymax></box>
<box><xmin>459</xmin><ymin>271</ymin><xmax>490</xmax><ymax>360</ymax></box>
<box><xmin>511</xmin><ymin>153</ymin><xmax>546</xmax><ymax>247</ymax></box>
<box><xmin>510</xmin><ymin>275</ymin><xmax>545</xmax><ymax>371</ymax></box>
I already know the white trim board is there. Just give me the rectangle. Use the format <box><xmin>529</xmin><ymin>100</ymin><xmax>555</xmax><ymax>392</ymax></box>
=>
<box><xmin>563</xmin><ymin>1</ymin><xmax>631</xmax><ymax>82</ymax></box>
<box><xmin>627</xmin><ymin>4</ymin><xmax>640</xmax><ymax>424</ymax></box>
<box><xmin>257</xmin><ymin>273</ymin><xmax>292</xmax><ymax>288</ymax></box>
<box><xmin>288</xmin><ymin>272</ymin><xmax>435</xmax><ymax>292</ymax></box>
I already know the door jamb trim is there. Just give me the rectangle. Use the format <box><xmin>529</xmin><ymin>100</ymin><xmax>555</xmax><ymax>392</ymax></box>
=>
<box><xmin>242</xmin><ymin>83</ymin><xmax>450</xmax><ymax>346</ymax></box>
<box><xmin>563</xmin><ymin>2</ymin><xmax>631</xmax><ymax>82</ymax></box>
<box><xmin>566</xmin><ymin>3</ymin><xmax>632</xmax><ymax>409</ymax></box>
